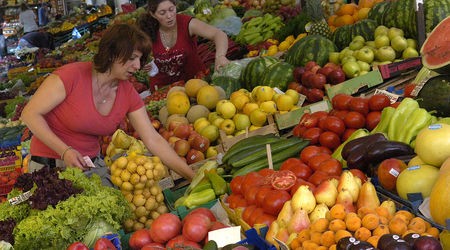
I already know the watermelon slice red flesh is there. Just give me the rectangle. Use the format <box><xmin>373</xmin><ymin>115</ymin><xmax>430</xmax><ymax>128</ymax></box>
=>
<box><xmin>421</xmin><ymin>16</ymin><xmax>450</xmax><ymax>74</ymax></box>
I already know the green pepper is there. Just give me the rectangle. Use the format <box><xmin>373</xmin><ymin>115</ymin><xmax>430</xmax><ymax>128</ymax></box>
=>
<box><xmin>398</xmin><ymin>108</ymin><xmax>432</xmax><ymax>145</ymax></box>
<box><xmin>387</xmin><ymin>98</ymin><xmax>419</xmax><ymax>141</ymax></box>
<box><xmin>183</xmin><ymin>188</ymin><xmax>216</xmax><ymax>209</ymax></box>
<box><xmin>190</xmin><ymin>178</ymin><xmax>212</xmax><ymax>193</ymax></box>
<box><xmin>185</xmin><ymin>160</ymin><xmax>217</xmax><ymax>195</ymax></box>
<box><xmin>332</xmin><ymin>128</ymin><xmax>369</xmax><ymax>166</ymax></box>
<box><xmin>370</xmin><ymin>106</ymin><xmax>395</xmax><ymax>135</ymax></box>
<box><xmin>206</xmin><ymin>170</ymin><xmax>228</xmax><ymax>196</ymax></box>
<box><xmin>174</xmin><ymin>196</ymin><xmax>187</xmax><ymax>208</ymax></box>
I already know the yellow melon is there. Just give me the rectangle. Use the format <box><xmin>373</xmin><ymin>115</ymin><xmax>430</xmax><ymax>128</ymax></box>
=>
<box><xmin>185</xmin><ymin>79</ymin><xmax>208</xmax><ymax>98</ymax></box>
<box><xmin>429</xmin><ymin>157</ymin><xmax>450</xmax><ymax>226</ymax></box>
<box><xmin>196</xmin><ymin>85</ymin><xmax>220</xmax><ymax>110</ymax></box>
<box><xmin>166</xmin><ymin>92</ymin><xmax>190</xmax><ymax>115</ymax></box>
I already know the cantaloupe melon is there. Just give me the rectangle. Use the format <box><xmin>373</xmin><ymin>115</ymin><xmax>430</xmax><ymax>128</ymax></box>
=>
<box><xmin>429</xmin><ymin>157</ymin><xmax>450</xmax><ymax>226</ymax></box>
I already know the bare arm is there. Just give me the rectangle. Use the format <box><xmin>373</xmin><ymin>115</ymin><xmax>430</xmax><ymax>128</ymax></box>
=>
<box><xmin>127</xmin><ymin>107</ymin><xmax>195</xmax><ymax>181</ymax></box>
<box><xmin>189</xmin><ymin>18</ymin><xmax>230</xmax><ymax>71</ymax></box>
<box><xmin>20</xmin><ymin>74</ymin><xmax>88</xmax><ymax>169</ymax></box>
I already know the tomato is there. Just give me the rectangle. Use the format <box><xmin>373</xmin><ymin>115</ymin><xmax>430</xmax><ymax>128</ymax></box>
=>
<box><xmin>129</xmin><ymin>229</ymin><xmax>153</xmax><ymax>250</ymax></box>
<box><xmin>349</xmin><ymin>169</ymin><xmax>368</xmax><ymax>184</ymax></box>
<box><xmin>254</xmin><ymin>213</ymin><xmax>276</xmax><ymax>227</ymax></box>
<box><xmin>94</xmin><ymin>238</ymin><xmax>117</xmax><ymax>250</ymax></box>
<box><xmin>285</xmin><ymin>159</ymin><xmax>313</xmax><ymax>180</ymax></box>
<box><xmin>390</xmin><ymin>102</ymin><xmax>400</xmax><ymax>108</ymax></box>
<box><xmin>349</xmin><ymin>97</ymin><xmax>370</xmax><ymax>115</ymax></box>
<box><xmin>255</xmin><ymin>185</ymin><xmax>274</xmax><ymax>207</ymax></box>
<box><xmin>270</xmin><ymin>170</ymin><xmax>297</xmax><ymax>191</ymax></box>
<box><xmin>229</xmin><ymin>175</ymin><xmax>244</xmax><ymax>195</ymax></box>
<box><xmin>318</xmin><ymin>131</ymin><xmax>341</xmax><ymax>150</ymax></box>
<box><xmin>280</xmin><ymin>158</ymin><xmax>303</xmax><ymax>171</ymax></box>
<box><xmin>182</xmin><ymin>213</ymin><xmax>211</xmax><ymax>243</ymax></box>
<box><xmin>150</xmin><ymin>213</ymin><xmax>182</xmax><ymax>244</ymax></box>
<box><xmin>368</xmin><ymin>94</ymin><xmax>391</xmax><ymax>111</ymax></box>
<box><xmin>300</xmin><ymin>145</ymin><xmax>329</xmax><ymax>164</ymax></box>
<box><xmin>292</xmin><ymin>124</ymin><xmax>307</xmax><ymax>138</ymax></box>
<box><xmin>329</xmin><ymin>109</ymin><xmax>349</xmax><ymax>121</ymax></box>
<box><xmin>316</xmin><ymin>158</ymin><xmax>342</xmax><ymax>176</ymax></box>
<box><xmin>290</xmin><ymin>179</ymin><xmax>316</xmax><ymax>196</ymax></box>
<box><xmin>258</xmin><ymin>168</ymin><xmax>275</xmax><ymax>178</ymax></box>
<box><xmin>331</xmin><ymin>93</ymin><xmax>353</xmax><ymax>110</ymax></box>
<box><xmin>343</xmin><ymin>111</ymin><xmax>366</xmax><ymax>129</ymax></box>
<box><xmin>308</xmin><ymin>170</ymin><xmax>331</xmax><ymax>186</ymax></box>
<box><xmin>308</xmin><ymin>153</ymin><xmax>332</xmax><ymax>171</ymax></box>
<box><xmin>366</xmin><ymin>111</ymin><xmax>381</xmax><ymax>131</ymax></box>
<box><xmin>244</xmin><ymin>185</ymin><xmax>262</xmax><ymax>205</ymax></box>
<box><xmin>141</xmin><ymin>243</ymin><xmax>165</xmax><ymax>250</ymax></box>
<box><xmin>184</xmin><ymin>207</ymin><xmax>216</xmax><ymax>224</ymax></box>
<box><xmin>302</xmin><ymin>127</ymin><xmax>323</xmax><ymax>145</ymax></box>
<box><xmin>166</xmin><ymin>235</ymin><xmax>201</xmax><ymax>249</ymax></box>
<box><xmin>322</xmin><ymin>116</ymin><xmax>346</xmax><ymax>136</ymax></box>
<box><xmin>262</xmin><ymin>189</ymin><xmax>291</xmax><ymax>216</ymax></box>
<box><xmin>227</xmin><ymin>193</ymin><xmax>247</xmax><ymax>209</ymax></box>
<box><xmin>311</xmin><ymin>111</ymin><xmax>329</xmax><ymax>121</ymax></box>
<box><xmin>248</xmin><ymin>207</ymin><xmax>265</xmax><ymax>227</ymax></box>
<box><xmin>67</xmin><ymin>242</ymin><xmax>89</xmax><ymax>250</ymax></box>
<box><xmin>240</xmin><ymin>172</ymin><xmax>264</xmax><ymax>196</ymax></box>
<box><xmin>341</xmin><ymin>128</ymin><xmax>357</xmax><ymax>141</ymax></box>
<box><xmin>242</xmin><ymin>205</ymin><xmax>257</xmax><ymax>224</ymax></box>
<box><xmin>298</xmin><ymin>113</ymin><xmax>319</xmax><ymax>128</ymax></box>
<box><xmin>403</xmin><ymin>83</ymin><xmax>416</xmax><ymax>98</ymax></box>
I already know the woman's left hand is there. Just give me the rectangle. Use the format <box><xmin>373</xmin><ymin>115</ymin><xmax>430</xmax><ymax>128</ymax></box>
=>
<box><xmin>215</xmin><ymin>56</ymin><xmax>230</xmax><ymax>72</ymax></box>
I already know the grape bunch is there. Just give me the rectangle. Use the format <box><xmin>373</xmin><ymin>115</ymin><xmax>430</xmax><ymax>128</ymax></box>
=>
<box><xmin>146</xmin><ymin>99</ymin><xmax>167</xmax><ymax>117</ymax></box>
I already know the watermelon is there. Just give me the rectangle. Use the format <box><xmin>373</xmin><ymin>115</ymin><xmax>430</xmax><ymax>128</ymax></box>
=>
<box><xmin>284</xmin><ymin>34</ymin><xmax>337</xmax><ymax>67</ymax></box>
<box><xmin>261</xmin><ymin>61</ymin><xmax>294</xmax><ymax>91</ymax></box>
<box><xmin>424</xmin><ymin>0</ymin><xmax>450</xmax><ymax>33</ymax></box>
<box><xmin>417</xmin><ymin>75</ymin><xmax>450</xmax><ymax>117</ymax></box>
<box><xmin>351</xmin><ymin>19</ymin><xmax>378</xmax><ymax>42</ymax></box>
<box><xmin>332</xmin><ymin>25</ymin><xmax>353</xmax><ymax>50</ymax></box>
<box><xmin>239</xmin><ymin>56</ymin><xmax>279</xmax><ymax>91</ymax></box>
<box><xmin>421</xmin><ymin>16</ymin><xmax>450</xmax><ymax>74</ymax></box>
<box><xmin>368</xmin><ymin>2</ymin><xmax>390</xmax><ymax>25</ymax></box>
<box><xmin>382</xmin><ymin>0</ymin><xmax>417</xmax><ymax>38</ymax></box>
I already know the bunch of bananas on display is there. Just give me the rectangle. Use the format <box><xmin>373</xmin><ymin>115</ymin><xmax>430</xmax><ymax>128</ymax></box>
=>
<box><xmin>235</xmin><ymin>13</ymin><xmax>284</xmax><ymax>45</ymax></box>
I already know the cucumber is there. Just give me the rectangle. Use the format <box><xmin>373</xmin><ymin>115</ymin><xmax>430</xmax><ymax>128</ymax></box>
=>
<box><xmin>232</xmin><ymin>139</ymin><xmax>309</xmax><ymax>177</ymax></box>
<box><xmin>231</xmin><ymin>137</ymin><xmax>303</xmax><ymax>168</ymax></box>
<box><xmin>222</xmin><ymin>133</ymin><xmax>279</xmax><ymax>164</ymax></box>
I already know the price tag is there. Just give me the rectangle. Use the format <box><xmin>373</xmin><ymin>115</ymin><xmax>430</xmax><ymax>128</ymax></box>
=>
<box><xmin>159</xmin><ymin>177</ymin><xmax>175</xmax><ymax>190</ymax></box>
<box><xmin>373</xmin><ymin>89</ymin><xmax>400</xmax><ymax>104</ymax></box>
<box><xmin>296</xmin><ymin>94</ymin><xmax>306</xmax><ymax>107</ymax></box>
<box><xmin>9</xmin><ymin>191</ymin><xmax>32</xmax><ymax>205</ymax></box>
<box><xmin>83</xmin><ymin>156</ymin><xmax>96</xmax><ymax>168</ymax></box>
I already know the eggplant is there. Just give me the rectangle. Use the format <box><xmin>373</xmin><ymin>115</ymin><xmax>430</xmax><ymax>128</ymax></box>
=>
<box><xmin>365</xmin><ymin>141</ymin><xmax>415</xmax><ymax>164</ymax></box>
<box><xmin>342</xmin><ymin>133</ymin><xmax>387</xmax><ymax>160</ymax></box>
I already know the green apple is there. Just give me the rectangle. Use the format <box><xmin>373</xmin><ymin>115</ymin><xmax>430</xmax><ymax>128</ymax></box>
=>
<box><xmin>365</xmin><ymin>41</ymin><xmax>376</xmax><ymax>48</ymax></box>
<box><xmin>216</xmin><ymin>100</ymin><xmax>236</xmax><ymax>119</ymax></box>
<box><xmin>359</xmin><ymin>70</ymin><xmax>369</xmax><ymax>76</ymax></box>
<box><xmin>390</xmin><ymin>36</ymin><xmax>408</xmax><ymax>52</ymax></box>
<box><xmin>374</xmin><ymin>25</ymin><xmax>389</xmax><ymax>37</ymax></box>
<box><xmin>233</xmin><ymin>113</ymin><xmax>251</xmax><ymax>131</ymax></box>
<box><xmin>374</xmin><ymin>35</ymin><xmax>390</xmax><ymax>48</ymax></box>
<box><xmin>352</xmin><ymin>35</ymin><xmax>366</xmax><ymax>43</ymax></box>
<box><xmin>200</xmin><ymin>124</ymin><xmax>219</xmax><ymax>142</ymax></box>
<box><xmin>341</xmin><ymin>55</ymin><xmax>357</xmax><ymax>65</ymax></box>
<box><xmin>355</xmin><ymin>47</ymin><xmax>375</xmax><ymax>63</ymax></box>
<box><xmin>208</xmin><ymin>111</ymin><xmax>221</xmax><ymax>123</ymax></box>
<box><xmin>376</xmin><ymin>46</ymin><xmax>396</xmax><ymax>62</ymax></box>
<box><xmin>212</xmin><ymin>117</ymin><xmax>225</xmax><ymax>127</ymax></box>
<box><xmin>339</xmin><ymin>47</ymin><xmax>354</xmax><ymax>61</ymax></box>
<box><xmin>349</xmin><ymin>40</ymin><xmax>365</xmax><ymax>51</ymax></box>
<box><xmin>357</xmin><ymin>60</ymin><xmax>371</xmax><ymax>72</ymax></box>
<box><xmin>342</xmin><ymin>61</ymin><xmax>361</xmax><ymax>78</ymax></box>
<box><xmin>402</xmin><ymin>47</ymin><xmax>419</xmax><ymax>59</ymax></box>
<box><xmin>387</xmin><ymin>27</ymin><xmax>404</xmax><ymax>40</ymax></box>
<box><xmin>219</xmin><ymin>119</ymin><xmax>235</xmax><ymax>135</ymax></box>
<box><xmin>329</xmin><ymin>52</ymin><xmax>341</xmax><ymax>64</ymax></box>
<box><xmin>406</xmin><ymin>38</ymin><xmax>418</xmax><ymax>49</ymax></box>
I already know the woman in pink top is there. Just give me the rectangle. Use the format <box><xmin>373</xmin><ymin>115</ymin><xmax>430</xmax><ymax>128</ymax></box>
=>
<box><xmin>138</xmin><ymin>0</ymin><xmax>230</xmax><ymax>90</ymax></box>
<box><xmin>21</xmin><ymin>24</ymin><xmax>195</xmax><ymax>181</ymax></box>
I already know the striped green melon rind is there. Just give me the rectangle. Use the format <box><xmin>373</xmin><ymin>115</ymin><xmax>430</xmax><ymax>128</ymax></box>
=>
<box><xmin>382</xmin><ymin>0</ymin><xmax>417</xmax><ymax>38</ymax></box>
<box><xmin>239</xmin><ymin>56</ymin><xmax>279</xmax><ymax>91</ymax></box>
<box><xmin>332</xmin><ymin>25</ymin><xmax>353</xmax><ymax>50</ymax></box>
<box><xmin>416</xmin><ymin>75</ymin><xmax>450</xmax><ymax>117</ymax></box>
<box><xmin>351</xmin><ymin>19</ymin><xmax>378</xmax><ymax>42</ymax></box>
<box><xmin>284</xmin><ymin>34</ymin><xmax>337</xmax><ymax>67</ymax></box>
<box><xmin>424</xmin><ymin>0</ymin><xmax>450</xmax><ymax>33</ymax></box>
<box><xmin>420</xmin><ymin>15</ymin><xmax>450</xmax><ymax>74</ymax></box>
<box><xmin>261</xmin><ymin>61</ymin><xmax>294</xmax><ymax>91</ymax></box>
<box><xmin>368</xmin><ymin>1</ymin><xmax>390</xmax><ymax>25</ymax></box>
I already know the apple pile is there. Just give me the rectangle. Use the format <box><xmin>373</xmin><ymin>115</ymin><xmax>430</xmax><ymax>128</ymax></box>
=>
<box><xmin>292</xmin><ymin>93</ymin><xmax>392</xmax><ymax>151</ymax></box>
<box><xmin>288</xmin><ymin>61</ymin><xmax>347</xmax><ymax>104</ymax></box>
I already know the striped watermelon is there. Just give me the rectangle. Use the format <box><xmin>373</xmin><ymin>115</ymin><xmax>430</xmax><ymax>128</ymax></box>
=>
<box><xmin>424</xmin><ymin>0</ymin><xmax>450</xmax><ymax>33</ymax></box>
<box><xmin>368</xmin><ymin>2</ymin><xmax>390</xmax><ymax>25</ymax></box>
<box><xmin>261</xmin><ymin>62</ymin><xmax>294</xmax><ymax>91</ymax></box>
<box><xmin>382</xmin><ymin>0</ymin><xmax>417</xmax><ymax>38</ymax></box>
<box><xmin>239</xmin><ymin>56</ymin><xmax>279</xmax><ymax>91</ymax></box>
<box><xmin>421</xmin><ymin>16</ymin><xmax>450</xmax><ymax>74</ymax></box>
<box><xmin>351</xmin><ymin>19</ymin><xmax>378</xmax><ymax>42</ymax></box>
<box><xmin>284</xmin><ymin>34</ymin><xmax>337</xmax><ymax>67</ymax></box>
<box><xmin>332</xmin><ymin>25</ymin><xmax>353</xmax><ymax>50</ymax></box>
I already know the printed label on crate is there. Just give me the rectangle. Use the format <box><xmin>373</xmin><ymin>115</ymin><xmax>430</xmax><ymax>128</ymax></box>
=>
<box><xmin>208</xmin><ymin>226</ymin><xmax>241</xmax><ymax>248</ymax></box>
<box><xmin>9</xmin><ymin>191</ymin><xmax>32</xmax><ymax>205</ymax></box>
<box><xmin>159</xmin><ymin>177</ymin><xmax>175</xmax><ymax>190</ymax></box>
<box><xmin>373</xmin><ymin>89</ymin><xmax>400</xmax><ymax>104</ymax></box>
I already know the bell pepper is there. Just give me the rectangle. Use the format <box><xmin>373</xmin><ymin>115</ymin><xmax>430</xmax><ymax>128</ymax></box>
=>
<box><xmin>183</xmin><ymin>188</ymin><xmax>216</xmax><ymax>209</ymax></box>
<box><xmin>387</xmin><ymin>98</ymin><xmax>419</xmax><ymax>141</ymax></box>
<box><xmin>184</xmin><ymin>160</ymin><xmax>217</xmax><ymax>195</ymax></box>
<box><xmin>190</xmin><ymin>178</ymin><xmax>212</xmax><ymax>193</ymax></box>
<box><xmin>206</xmin><ymin>169</ymin><xmax>227</xmax><ymax>196</ymax></box>
<box><xmin>398</xmin><ymin>108</ymin><xmax>432</xmax><ymax>145</ymax></box>
<box><xmin>370</xmin><ymin>106</ymin><xmax>395</xmax><ymax>135</ymax></box>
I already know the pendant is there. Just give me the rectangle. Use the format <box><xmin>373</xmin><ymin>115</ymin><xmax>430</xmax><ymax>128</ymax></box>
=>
<box><xmin>101</xmin><ymin>99</ymin><xmax>106</xmax><ymax>104</ymax></box>
<box><xmin>165</xmin><ymin>46</ymin><xmax>170</xmax><ymax>52</ymax></box>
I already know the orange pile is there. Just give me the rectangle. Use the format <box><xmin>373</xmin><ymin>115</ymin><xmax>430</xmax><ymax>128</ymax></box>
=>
<box><xmin>327</xmin><ymin>0</ymin><xmax>384</xmax><ymax>30</ymax></box>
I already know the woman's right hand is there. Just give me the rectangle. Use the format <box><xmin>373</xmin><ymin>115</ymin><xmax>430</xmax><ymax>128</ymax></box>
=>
<box><xmin>63</xmin><ymin>148</ymin><xmax>88</xmax><ymax>170</ymax></box>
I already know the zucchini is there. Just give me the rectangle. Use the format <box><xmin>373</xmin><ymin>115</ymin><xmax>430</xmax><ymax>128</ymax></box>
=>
<box><xmin>222</xmin><ymin>133</ymin><xmax>279</xmax><ymax>164</ymax></box>
<box><xmin>232</xmin><ymin>139</ymin><xmax>309</xmax><ymax>177</ymax></box>
<box><xmin>225</xmin><ymin>136</ymin><xmax>285</xmax><ymax>165</ymax></box>
<box><xmin>231</xmin><ymin>137</ymin><xmax>303</xmax><ymax>168</ymax></box>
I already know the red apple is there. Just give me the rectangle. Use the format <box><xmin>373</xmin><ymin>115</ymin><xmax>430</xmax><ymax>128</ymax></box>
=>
<box><xmin>323</xmin><ymin>62</ymin><xmax>340</xmax><ymax>70</ymax></box>
<box><xmin>317</xmin><ymin>66</ymin><xmax>335</xmax><ymax>78</ymax></box>
<box><xmin>288</xmin><ymin>81</ymin><xmax>301</xmax><ymax>90</ymax></box>
<box><xmin>160</xmin><ymin>130</ymin><xmax>173</xmax><ymax>141</ymax></box>
<box><xmin>304</xmin><ymin>61</ymin><xmax>318</xmax><ymax>71</ymax></box>
<box><xmin>306</xmin><ymin>88</ymin><xmax>324</xmax><ymax>103</ymax></box>
<box><xmin>190</xmin><ymin>134</ymin><xmax>210</xmax><ymax>153</ymax></box>
<box><xmin>328</xmin><ymin>69</ymin><xmax>346</xmax><ymax>85</ymax></box>
<box><xmin>377</xmin><ymin>158</ymin><xmax>407</xmax><ymax>191</ymax></box>
<box><xmin>168</xmin><ymin>136</ymin><xmax>180</xmax><ymax>147</ymax></box>
<box><xmin>310</xmin><ymin>73</ymin><xmax>327</xmax><ymax>89</ymax></box>
<box><xmin>301</xmin><ymin>71</ymin><xmax>314</xmax><ymax>88</ymax></box>
<box><xmin>151</xmin><ymin>119</ymin><xmax>161</xmax><ymax>130</ymax></box>
<box><xmin>174</xmin><ymin>139</ymin><xmax>191</xmax><ymax>157</ymax></box>
<box><xmin>310</xmin><ymin>65</ymin><xmax>321</xmax><ymax>74</ymax></box>
<box><xmin>293</xmin><ymin>66</ymin><xmax>306</xmax><ymax>82</ymax></box>
<box><xmin>186</xmin><ymin>149</ymin><xmax>205</xmax><ymax>164</ymax></box>
<box><xmin>173</xmin><ymin>123</ymin><xmax>191</xmax><ymax>140</ymax></box>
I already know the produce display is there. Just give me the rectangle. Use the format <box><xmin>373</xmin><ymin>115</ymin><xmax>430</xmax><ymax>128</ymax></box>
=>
<box><xmin>1</xmin><ymin>0</ymin><xmax>450</xmax><ymax>249</ymax></box>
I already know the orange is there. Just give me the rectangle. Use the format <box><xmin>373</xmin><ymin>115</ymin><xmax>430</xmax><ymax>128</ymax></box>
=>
<box><xmin>358</xmin><ymin>0</ymin><xmax>375</xmax><ymax>8</ymax></box>
<box><xmin>328</xmin><ymin>15</ymin><xmax>338</xmax><ymax>26</ymax></box>
<box><xmin>336</xmin><ymin>3</ymin><xmax>358</xmax><ymax>16</ymax></box>
<box><xmin>334</xmin><ymin>15</ymin><xmax>355</xmax><ymax>27</ymax></box>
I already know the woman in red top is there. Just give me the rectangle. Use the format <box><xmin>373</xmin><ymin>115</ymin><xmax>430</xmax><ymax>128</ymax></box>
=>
<box><xmin>21</xmin><ymin>24</ymin><xmax>195</xmax><ymax>182</ymax></box>
<box><xmin>138</xmin><ymin>0</ymin><xmax>230</xmax><ymax>90</ymax></box>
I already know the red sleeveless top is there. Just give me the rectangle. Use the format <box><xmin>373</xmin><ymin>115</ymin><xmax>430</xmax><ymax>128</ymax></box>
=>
<box><xmin>151</xmin><ymin>14</ymin><xmax>206</xmax><ymax>90</ymax></box>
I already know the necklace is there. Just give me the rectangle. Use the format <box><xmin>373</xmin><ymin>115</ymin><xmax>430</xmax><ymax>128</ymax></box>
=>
<box><xmin>94</xmin><ymin>72</ymin><xmax>109</xmax><ymax>104</ymax></box>
<box><xmin>160</xmin><ymin>29</ymin><xmax>176</xmax><ymax>52</ymax></box>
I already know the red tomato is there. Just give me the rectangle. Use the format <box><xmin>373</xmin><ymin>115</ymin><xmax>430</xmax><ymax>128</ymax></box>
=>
<box><xmin>182</xmin><ymin>213</ymin><xmax>211</xmax><ymax>243</ymax></box>
<box><xmin>287</xmin><ymin>160</ymin><xmax>313</xmax><ymax>180</ymax></box>
<box><xmin>349</xmin><ymin>169</ymin><xmax>368</xmax><ymax>184</ymax></box>
<box><xmin>299</xmin><ymin>145</ymin><xmax>330</xmax><ymax>164</ymax></box>
<box><xmin>331</xmin><ymin>93</ymin><xmax>353</xmax><ymax>110</ymax></box>
<box><xmin>390</xmin><ymin>102</ymin><xmax>400</xmax><ymax>108</ymax></box>
<box><xmin>308</xmin><ymin>153</ymin><xmax>332</xmax><ymax>171</ymax></box>
<box><xmin>150</xmin><ymin>213</ymin><xmax>182</xmax><ymax>243</ymax></box>
<box><xmin>141</xmin><ymin>243</ymin><xmax>165</xmax><ymax>250</ymax></box>
<box><xmin>403</xmin><ymin>83</ymin><xmax>416</xmax><ymax>98</ymax></box>
<box><xmin>302</xmin><ymin>127</ymin><xmax>323</xmax><ymax>145</ymax></box>
<box><xmin>308</xmin><ymin>170</ymin><xmax>332</xmax><ymax>186</ymax></box>
<box><xmin>310</xmin><ymin>111</ymin><xmax>329</xmax><ymax>121</ymax></box>
<box><xmin>344</xmin><ymin>111</ymin><xmax>366</xmax><ymax>129</ymax></box>
<box><xmin>322</xmin><ymin>116</ymin><xmax>346</xmax><ymax>136</ymax></box>
<box><xmin>94</xmin><ymin>238</ymin><xmax>117</xmax><ymax>250</ymax></box>
<box><xmin>298</xmin><ymin>113</ymin><xmax>319</xmax><ymax>128</ymax></box>
<box><xmin>255</xmin><ymin>185</ymin><xmax>274</xmax><ymax>207</ymax></box>
<box><xmin>258</xmin><ymin>168</ymin><xmax>275</xmax><ymax>178</ymax></box>
<box><xmin>240</xmin><ymin>172</ymin><xmax>264</xmax><ymax>196</ymax></box>
<box><xmin>184</xmin><ymin>207</ymin><xmax>216</xmax><ymax>224</ymax></box>
<box><xmin>248</xmin><ymin>207</ymin><xmax>265</xmax><ymax>227</ymax></box>
<box><xmin>368</xmin><ymin>94</ymin><xmax>391</xmax><ymax>111</ymax></box>
<box><xmin>280</xmin><ymin>158</ymin><xmax>303</xmax><ymax>172</ymax></box>
<box><xmin>290</xmin><ymin>179</ymin><xmax>316</xmax><ymax>195</ymax></box>
<box><xmin>366</xmin><ymin>111</ymin><xmax>381</xmax><ymax>131</ymax></box>
<box><xmin>329</xmin><ymin>109</ymin><xmax>349</xmax><ymax>121</ymax></box>
<box><xmin>318</xmin><ymin>131</ymin><xmax>341</xmax><ymax>150</ymax></box>
<box><xmin>227</xmin><ymin>194</ymin><xmax>247</xmax><ymax>209</ymax></box>
<box><xmin>292</xmin><ymin>124</ymin><xmax>307</xmax><ymax>138</ymax></box>
<box><xmin>270</xmin><ymin>170</ymin><xmax>297</xmax><ymax>191</ymax></box>
<box><xmin>262</xmin><ymin>190</ymin><xmax>291</xmax><ymax>216</ymax></box>
<box><xmin>242</xmin><ymin>205</ymin><xmax>257</xmax><ymax>224</ymax></box>
<box><xmin>341</xmin><ymin>128</ymin><xmax>357</xmax><ymax>141</ymax></box>
<box><xmin>254</xmin><ymin>213</ymin><xmax>276</xmax><ymax>227</ymax></box>
<box><xmin>244</xmin><ymin>185</ymin><xmax>262</xmax><ymax>205</ymax></box>
<box><xmin>129</xmin><ymin>229</ymin><xmax>152</xmax><ymax>250</ymax></box>
<box><xmin>316</xmin><ymin>158</ymin><xmax>343</xmax><ymax>176</ymax></box>
<box><xmin>67</xmin><ymin>242</ymin><xmax>89</xmax><ymax>250</ymax></box>
<box><xmin>166</xmin><ymin>235</ymin><xmax>201</xmax><ymax>249</ymax></box>
<box><xmin>229</xmin><ymin>175</ymin><xmax>244</xmax><ymax>195</ymax></box>
<box><xmin>349</xmin><ymin>97</ymin><xmax>370</xmax><ymax>115</ymax></box>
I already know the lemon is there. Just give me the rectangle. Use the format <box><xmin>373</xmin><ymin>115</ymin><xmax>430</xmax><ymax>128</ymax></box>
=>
<box><xmin>130</xmin><ymin>173</ymin><xmax>141</xmax><ymax>185</ymax></box>
<box><xmin>111</xmin><ymin>176</ymin><xmax>122</xmax><ymax>186</ymax></box>
<box><xmin>276</xmin><ymin>94</ymin><xmax>295</xmax><ymax>111</ymax></box>
<box><xmin>143</xmin><ymin>161</ymin><xmax>154</xmax><ymax>170</ymax></box>
<box><xmin>145</xmin><ymin>197</ymin><xmax>157</xmax><ymax>210</ymax></box>
<box><xmin>132</xmin><ymin>194</ymin><xmax>146</xmax><ymax>207</ymax></box>
<box><xmin>134</xmin><ymin>155</ymin><xmax>148</xmax><ymax>165</ymax></box>
<box><xmin>136</xmin><ymin>165</ymin><xmax>146</xmax><ymax>176</ymax></box>
<box><xmin>150</xmin><ymin>185</ymin><xmax>161</xmax><ymax>196</ymax></box>
<box><xmin>120</xmin><ymin>170</ymin><xmax>131</xmax><ymax>182</ymax></box>
<box><xmin>156</xmin><ymin>193</ymin><xmax>164</xmax><ymax>203</ymax></box>
<box><xmin>142</xmin><ymin>189</ymin><xmax>152</xmax><ymax>199</ymax></box>
<box><xmin>121</xmin><ymin>181</ymin><xmax>134</xmax><ymax>191</ymax></box>
<box><xmin>115</xmin><ymin>156</ymin><xmax>128</xmax><ymax>169</ymax></box>
<box><xmin>139</xmin><ymin>175</ymin><xmax>148</xmax><ymax>183</ymax></box>
<box><xmin>123</xmin><ymin>192</ymin><xmax>134</xmax><ymax>203</ymax></box>
<box><xmin>134</xmin><ymin>182</ymin><xmax>145</xmax><ymax>190</ymax></box>
<box><xmin>146</xmin><ymin>169</ymin><xmax>154</xmax><ymax>179</ymax></box>
<box><xmin>285</xmin><ymin>89</ymin><xmax>300</xmax><ymax>105</ymax></box>
<box><xmin>127</xmin><ymin>161</ymin><xmax>138</xmax><ymax>173</ymax></box>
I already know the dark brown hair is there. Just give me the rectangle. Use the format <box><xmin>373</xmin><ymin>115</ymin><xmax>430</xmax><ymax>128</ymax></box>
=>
<box><xmin>137</xmin><ymin>0</ymin><xmax>176</xmax><ymax>41</ymax></box>
<box><xmin>93</xmin><ymin>23</ymin><xmax>152</xmax><ymax>73</ymax></box>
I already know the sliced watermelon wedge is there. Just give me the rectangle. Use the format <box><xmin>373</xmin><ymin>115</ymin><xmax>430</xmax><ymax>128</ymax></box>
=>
<box><xmin>421</xmin><ymin>16</ymin><xmax>450</xmax><ymax>74</ymax></box>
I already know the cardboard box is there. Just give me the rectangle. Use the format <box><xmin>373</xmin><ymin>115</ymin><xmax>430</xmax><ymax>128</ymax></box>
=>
<box><xmin>274</xmin><ymin>99</ymin><xmax>332</xmax><ymax>130</ymax></box>
<box><xmin>325</xmin><ymin>70</ymin><xmax>384</xmax><ymax>100</ymax></box>
<box><xmin>376</xmin><ymin>57</ymin><xmax>422</xmax><ymax>80</ymax></box>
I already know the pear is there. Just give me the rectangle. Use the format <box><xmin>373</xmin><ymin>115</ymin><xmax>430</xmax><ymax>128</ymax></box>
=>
<box><xmin>291</xmin><ymin>185</ymin><xmax>316</xmax><ymax>213</ymax></box>
<box><xmin>337</xmin><ymin>170</ymin><xmax>361</xmax><ymax>202</ymax></box>
<box><xmin>336</xmin><ymin>190</ymin><xmax>356</xmax><ymax>213</ymax></box>
<box><xmin>380</xmin><ymin>200</ymin><xmax>396</xmax><ymax>218</ymax></box>
<box><xmin>265</xmin><ymin>221</ymin><xmax>280</xmax><ymax>247</ymax></box>
<box><xmin>356</xmin><ymin>180</ymin><xmax>380</xmax><ymax>211</ymax></box>
<box><xmin>287</xmin><ymin>209</ymin><xmax>310</xmax><ymax>234</ymax></box>
<box><xmin>309</xmin><ymin>203</ymin><xmax>330</xmax><ymax>223</ymax></box>
<box><xmin>314</xmin><ymin>179</ymin><xmax>338</xmax><ymax>207</ymax></box>
<box><xmin>275</xmin><ymin>227</ymin><xmax>290</xmax><ymax>243</ymax></box>
<box><xmin>277</xmin><ymin>201</ymin><xmax>294</xmax><ymax>227</ymax></box>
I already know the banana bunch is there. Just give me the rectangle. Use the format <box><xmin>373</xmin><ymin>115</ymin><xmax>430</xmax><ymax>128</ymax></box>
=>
<box><xmin>235</xmin><ymin>13</ymin><xmax>284</xmax><ymax>45</ymax></box>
